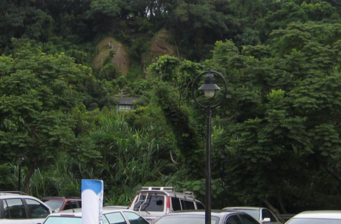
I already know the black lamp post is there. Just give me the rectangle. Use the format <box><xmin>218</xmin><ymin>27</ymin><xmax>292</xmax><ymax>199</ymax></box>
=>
<box><xmin>221</xmin><ymin>148</ymin><xmax>226</xmax><ymax>207</ymax></box>
<box><xmin>18</xmin><ymin>156</ymin><xmax>24</xmax><ymax>192</ymax></box>
<box><xmin>192</xmin><ymin>70</ymin><xmax>227</xmax><ymax>224</ymax></box>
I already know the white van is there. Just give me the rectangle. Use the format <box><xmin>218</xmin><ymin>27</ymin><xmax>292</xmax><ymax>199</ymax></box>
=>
<box><xmin>129</xmin><ymin>186</ymin><xmax>205</xmax><ymax>224</ymax></box>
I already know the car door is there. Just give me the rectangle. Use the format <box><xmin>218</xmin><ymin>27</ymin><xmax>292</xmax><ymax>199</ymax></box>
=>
<box><xmin>180</xmin><ymin>200</ymin><xmax>195</xmax><ymax>210</ymax></box>
<box><xmin>24</xmin><ymin>198</ymin><xmax>51</xmax><ymax>224</ymax></box>
<box><xmin>225</xmin><ymin>214</ymin><xmax>242</xmax><ymax>224</ymax></box>
<box><xmin>195</xmin><ymin>201</ymin><xmax>205</xmax><ymax>210</ymax></box>
<box><xmin>122</xmin><ymin>211</ymin><xmax>149</xmax><ymax>224</ymax></box>
<box><xmin>103</xmin><ymin>211</ymin><xmax>128</xmax><ymax>224</ymax></box>
<box><xmin>261</xmin><ymin>208</ymin><xmax>281</xmax><ymax>223</ymax></box>
<box><xmin>1</xmin><ymin>198</ymin><xmax>32</xmax><ymax>224</ymax></box>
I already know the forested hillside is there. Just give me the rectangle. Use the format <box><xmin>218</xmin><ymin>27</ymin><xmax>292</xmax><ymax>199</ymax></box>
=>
<box><xmin>2</xmin><ymin>0</ymin><xmax>341</xmax><ymax>216</ymax></box>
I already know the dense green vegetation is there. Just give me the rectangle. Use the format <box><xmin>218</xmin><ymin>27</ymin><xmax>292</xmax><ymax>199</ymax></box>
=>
<box><xmin>2</xmin><ymin>0</ymin><xmax>341</xmax><ymax>218</ymax></box>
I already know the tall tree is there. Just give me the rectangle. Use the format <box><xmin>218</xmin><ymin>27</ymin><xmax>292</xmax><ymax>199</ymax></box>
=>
<box><xmin>0</xmin><ymin>39</ymin><xmax>95</xmax><ymax>193</ymax></box>
<box><xmin>208</xmin><ymin>21</ymin><xmax>341</xmax><ymax>212</ymax></box>
<box><xmin>165</xmin><ymin>0</ymin><xmax>231</xmax><ymax>60</ymax></box>
<box><xmin>148</xmin><ymin>55</ymin><xmax>207</xmax><ymax>178</ymax></box>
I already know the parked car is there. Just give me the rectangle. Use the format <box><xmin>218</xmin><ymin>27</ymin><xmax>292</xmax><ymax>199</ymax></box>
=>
<box><xmin>43</xmin><ymin>207</ymin><xmax>149</xmax><ymax>224</ymax></box>
<box><xmin>223</xmin><ymin>206</ymin><xmax>282</xmax><ymax>224</ymax></box>
<box><xmin>285</xmin><ymin>210</ymin><xmax>341</xmax><ymax>224</ymax></box>
<box><xmin>41</xmin><ymin>197</ymin><xmax>81</xmax><ymax>212</ymax></box>
<box><xmin>0</xmin><ymin>191</ymin><xmax>52</xmax><ymax>224</ymax></box>
<box><xmin>154</xmin><ymin>210</ymin><xmax>260</xmax><ymax>224</ymax></box>
<box><xmin>129</xmin><ymin>186</ymin><xmax>205</xmax><ymax>224</ymax></box>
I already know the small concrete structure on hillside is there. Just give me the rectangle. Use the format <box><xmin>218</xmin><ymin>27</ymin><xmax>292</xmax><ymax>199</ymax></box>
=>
<box><xmin>117</xmin><ymin>97</ymin><xmax>141</xmax><ymax>111</ymax></box>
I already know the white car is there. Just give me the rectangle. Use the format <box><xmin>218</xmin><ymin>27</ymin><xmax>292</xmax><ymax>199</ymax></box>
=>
<box><xmin>129</xmin><ymin>186</ymin><xmax>205</xmax><ymax>224</ymax></box>
<box><xmin>285</xmin><ymin>210</ymin><xmax>341</xmax><ymax>224</ymax></box>
<box><xmin>0</xmin><ymin>191</ymin><xmax>52</xmax><ymax>224</ymax></box>
<box><xmin>223</xmin><ymin>206</ymin><xmax>282</xmax><ymax>224</ymax></box>
<box><xmin>43</xmin><ymin>207</ymin><xmax>150</xmax><ymax>224</ymax></box>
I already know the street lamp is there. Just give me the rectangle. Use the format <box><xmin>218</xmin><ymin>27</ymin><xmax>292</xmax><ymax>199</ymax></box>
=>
<box><xmin>192</xmin><ymin>70</ymin><xmax>227</xmax><ymax>224</ymax></box>
<box><xmin>18</xmin><ymin>155</ymin><xmax>25</xmax><ymax>192</ymax></box>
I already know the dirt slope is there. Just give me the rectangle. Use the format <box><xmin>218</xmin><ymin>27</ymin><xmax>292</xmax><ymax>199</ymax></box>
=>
<box><xmin>91</xmin><ymin>29</ymin><xmax>176</xmax><ymax>76</ymax></box>
<box><xmin>91</xmin><ymin>37</ymin><xmax>130</xmax><ymax>76</ymax></box>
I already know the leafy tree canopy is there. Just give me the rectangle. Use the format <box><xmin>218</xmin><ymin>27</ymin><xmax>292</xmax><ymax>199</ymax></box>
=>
<box><xmin>0</xmin><ymin>39</ymin><xmax>99</xmax><ymax>193</ymax></box>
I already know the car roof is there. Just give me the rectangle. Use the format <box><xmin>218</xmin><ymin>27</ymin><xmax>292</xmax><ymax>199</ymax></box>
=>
<box><xmin>105</xmin><ymin>205</ymin><xmax>129</xmax><ymax>209</ymax></box>
<box><xmin>162</xmin><ymin>210</ymin><xmax>246</xmax><ymax>218</ymax></box>
<box><xmin>136</xmin><ymin>191</ymin><xmax>201</xmax><ymax>202</ymax></box>
<box><xmin>292</xmin><ymin>210</ymin><xmax>341</xmax><ymax>219</ymax></box>
<box><xmin>0</xmin><ymin>193</ymin><xmax>43</xmax><ymax>200</ymax></box>
<box><xmin>135</xmin><ymin>186</ymin><xmax>199</xmax><ymax>201</ymax></box>
<box><xmin>41</xmin><ymin>197</ymin><xmax>81</xmax><ymax>200</ymax></box>
<box><xmin>0</xmin><ymin>191</ymin><xmax>27</xmax><ymax>195</ymax></box>
<box><xmin>53</xmin><ymin>208</ymin><xmax>82</xmax><ymax>217</ymax></box>
<box><xmin>223</xmin><ymin>206</ymin><xmax>263</xmax><ymax>211</ymax></box>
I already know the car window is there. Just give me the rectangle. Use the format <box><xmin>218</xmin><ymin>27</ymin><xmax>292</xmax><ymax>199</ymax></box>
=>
<box><xmin>133</xmin><ymin>195</ymin><xmax>164</xmax><ymax>212</ymax></box>
<box><xmin>171</xmin><ymin>198</ymin><xmax>181</xmax><ymax>211</ymax></box>
<box><xmin>181</xmin><ymin>200</ymin><xmax>195</xmax><ymax>210</ymax></box>
<box><xmin>104</xmin><ymin>211</ymin><xmax>127</xmax><ymax>224</ymax></box>
<box><xmin>64</xmin><ymin>201</ymin><xmax>73</xmax><ymax>210</ymax></box>
<box><xmin>262</xmin><ymin>209</ymin><xmax>277</xmax><ymax>221</ymax></box>
<box><xmin>226</xmin><ymin>215</ymin><xmax>242</xmax><ymax>224</ymax></box>
<box><xmin>3</xmin><ymin>198</ymin><xmax>27</xmax><ymax>219</ymax></box>
<box><xmin>196</xmin><ymin>202</ymin><xmax>205</xmax><ymax>209</ymax></box>
<box><xmin>64</xmin><ymin>201</ymin><xmax>79</xmax><ymax>210</ymax></box>
<box><xmin>43</xmin><ymin>216</ymin><xmax>82</xmax><ymax>224</ymax></box>
<box><xmin>44</xmin><ymin>200</ymin><xmax>64</xmax><ymax>212</ymax></box>
<box><xmin>237</xmin><ymin>210</ymin><xmax>259</xmax><ymax>220</ymax></box>
<box><xmin>239</xmin><ymin>214</ymin><xmax>259</xmax><ymax>224</ymax></box>
<box><xmin>25</xmin><ymin>198</ymin><xmax>50</xmax><ymax>218</ymax></box>
<box><xmin>123</xmin><ymin>211</ymin><xmax>149</xmax><ymax>224</ymax></box>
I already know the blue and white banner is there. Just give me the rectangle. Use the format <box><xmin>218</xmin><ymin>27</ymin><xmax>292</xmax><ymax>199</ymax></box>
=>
<box><xmin>81</xmin><ymin>179</ymin><xmax>104</xmax><ymax>224</ymax></box>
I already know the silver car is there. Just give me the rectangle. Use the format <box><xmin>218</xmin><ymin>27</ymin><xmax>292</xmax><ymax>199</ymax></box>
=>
<box><xmin>223</xmin><ymin>206</ymin><xmax>282</xmax><ymax>224</ymax></box>
<box><xmin>154</xmin><ymin>210</ymin><xmax>260</xmax><ymax>224</ymax></box>
<box><xmin>285</xmin><ymin>210</ymin><xmax>341</xmax><ymax>224</ymax></box>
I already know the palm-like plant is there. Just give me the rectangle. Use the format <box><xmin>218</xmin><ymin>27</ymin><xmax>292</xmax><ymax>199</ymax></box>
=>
<box><xmin>91</xmin><ymin>111</ymin><xmax>176</xmax><ymax>204</ymax></box>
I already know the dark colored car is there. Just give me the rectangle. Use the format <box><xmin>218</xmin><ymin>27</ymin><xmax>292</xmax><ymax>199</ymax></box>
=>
<box><xmin>41</xmin><ymin>197</ymin><xmax>81</xmax><ymax>212</ymax></box>
<box><xmin>154</xmin><ymin>210</ymin><xmax>260</xmax><ymax>224</ymax></box>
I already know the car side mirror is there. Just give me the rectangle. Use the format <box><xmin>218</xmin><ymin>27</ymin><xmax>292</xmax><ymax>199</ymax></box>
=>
<box><xmin>262</xmin><ymin>217</ymin><xmax>271</xmax><ymax>222</ymax></box>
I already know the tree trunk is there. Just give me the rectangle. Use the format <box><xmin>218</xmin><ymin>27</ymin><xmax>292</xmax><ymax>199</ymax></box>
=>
<box><xmin>24</xmin><ymin>165</ymin><xmax>35</xmax><ymax>195</ymax></box>
<box><xmin>277</xmin><ymin>194</ymin><xmax>287</xmax><ymax>214</ymax></box>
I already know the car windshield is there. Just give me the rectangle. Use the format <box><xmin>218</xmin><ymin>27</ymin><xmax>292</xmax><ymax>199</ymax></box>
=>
<box><xmin>43</xmin><ymin>200</ymin><xmax>64</xmax><ymax>212</ymax></box>
<box><xmin>155</xmin><ymin>216</ymin><xmax>220</xmax><ymax>224</ymax></box>
<box><xmin>44</xmin><ymin>216</ymin><xmax>82</xmax><ymax>224</ymax></box>
<box><xmin>287</xmin><ymin>218</ymin><xmax>341</xmax><ymax>224</ymax></box>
